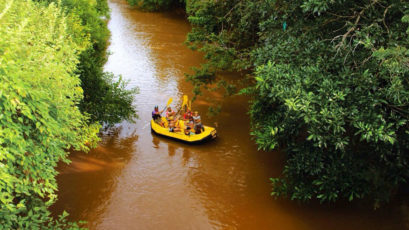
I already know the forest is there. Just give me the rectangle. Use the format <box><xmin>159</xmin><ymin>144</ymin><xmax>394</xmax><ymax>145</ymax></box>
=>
<box><xmin>128</xmin><ymin>0</ymin><xmax>409</xmax><ymax>206</ymax></box>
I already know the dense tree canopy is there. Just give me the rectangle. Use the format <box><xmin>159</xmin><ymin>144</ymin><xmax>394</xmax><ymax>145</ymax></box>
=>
<box><xmin>0</xmin><ymin>0</ymin><xmax>99</xmax><ymax>228</ymax></box>
<box><xmin>135</xmin><ymin>0</ymin><xmax>409</xmax><ymax>205</ymax></box>
<box><xmin>187</xmin><ymin>0</ymin><xmax>409</xmax><ymax>205</ymax></box>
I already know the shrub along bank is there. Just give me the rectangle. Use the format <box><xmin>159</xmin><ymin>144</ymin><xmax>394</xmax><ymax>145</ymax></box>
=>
<box><xmin>42</xmin><ymin>0</ymin><xmax>138</xmax><ymax>125</ymax></box>
<box><xmin>0</xmin><ymin>0</ymin><xmax>99</xmax><ymax>228</ymax></box>
<box><xmin>127</xmin><ymin>0</ymin><xmax>184</xmax><ymax>11</ymax></box>
<box><xmin>0</xmin><ymin>0</ymin><xmax>136</xmax><ymax>228</ymax></box>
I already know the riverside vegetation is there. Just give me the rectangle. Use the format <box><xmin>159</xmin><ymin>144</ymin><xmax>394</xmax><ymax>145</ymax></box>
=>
<box><xmin>0</xmin><ymin>0</ymin><xmax>136</xmax><ymax>228</ymax></box>
<box><xmin>128</xmin><ymin>0</ymin><xmax>409</xmax><ymax>207</ymax></box>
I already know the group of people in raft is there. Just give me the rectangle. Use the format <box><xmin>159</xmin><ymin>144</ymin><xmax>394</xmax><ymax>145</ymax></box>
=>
<box><xmin>152</xmin><ymin>106</ymin><xmax>205</xmax><ymax>136</ymax></box>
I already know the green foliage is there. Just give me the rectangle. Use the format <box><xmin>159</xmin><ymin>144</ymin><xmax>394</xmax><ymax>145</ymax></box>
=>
<box><xmin>127</xmin><ymin>0</ymin><xmax>184</xmax><ymax>11</ymax></box>
<box><xmin>185</xmin><ymin>0</ymin><xmax>265</xmax><ymax>84</ymax></box>
<box><xmin>250</xmin><ymin>0</ymin><xmax>409</xmax><ymax>205</ymax></box>
<box><xmin>186</xmin><ymin>0</ymin><xmax>409</xmax><ymax>205</ymax></box>
<box><xmin>48</xmin><ymin>0</ymin><xmax>138</xmax><ymax>125</ymax></box>
<box><xmin>0</xmin><ymin>0</ymin><xmax>99</xmax><ymax>228</ymax></box>
<box><xmin>81</xmin><ymin>72</ymin><xmax>138</xmax><ymax>125</ymax></box>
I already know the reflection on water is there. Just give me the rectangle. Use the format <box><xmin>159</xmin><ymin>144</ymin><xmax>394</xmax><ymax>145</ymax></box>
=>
<box><xmin>152</xmin><ymin>135</ymin><xmax>160</xmax><ymax>149</ymax></box>
<box><xmin>52</xmin><ymin>0</ymin><xmax>404</xmax><ymax>229</ymax></box>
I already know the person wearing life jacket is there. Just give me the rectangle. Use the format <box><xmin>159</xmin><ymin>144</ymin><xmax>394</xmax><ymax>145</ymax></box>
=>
<box><xmin>166</xmin><ymin>107</ymin><xmax>175</xmax><ymax>122</ymax></box>
<box><xmin>152</xmin><ymin>106</ymin><xmax>164</xmax><ymax>126</ymax></box>
<box><xmin>192</xmin><ymin>111</ymin><xmax>204</xmax><ymax>134</ymax></box>
<box><xmin>169</xmin><ymin>115</ymin><xmax>182</xmax><ymax>132</ymax></box>
<box><xmin>183</xmin><ymin>110</ymin><xmax>192</xmax><ymax>121</ymax></box>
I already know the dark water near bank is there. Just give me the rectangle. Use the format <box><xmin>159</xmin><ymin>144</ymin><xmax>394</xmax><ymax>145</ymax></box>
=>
<box><xmin>52</xmin><ymin>0</ymin><xmax>404</xmax><ymax>229</ymax></box>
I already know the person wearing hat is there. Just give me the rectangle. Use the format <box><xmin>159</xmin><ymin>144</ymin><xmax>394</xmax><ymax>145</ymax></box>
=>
<box><xmin>152</xmin><ymin>106</ymin><xmax>164</xmax><ymax>126</ymax></box>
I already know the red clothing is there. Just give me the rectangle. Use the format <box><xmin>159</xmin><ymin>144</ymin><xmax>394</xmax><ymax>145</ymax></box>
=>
<box><xmin>184</xmin><ymin>112</ymin><xmax>192</xmax><ymax>120</ymax></box>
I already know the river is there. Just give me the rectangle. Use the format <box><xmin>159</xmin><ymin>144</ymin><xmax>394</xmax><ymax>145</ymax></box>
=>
<box><xmin>52</xmin><ymin>0</ymin><xmax>404</xmax><ymax>229</ymax></box>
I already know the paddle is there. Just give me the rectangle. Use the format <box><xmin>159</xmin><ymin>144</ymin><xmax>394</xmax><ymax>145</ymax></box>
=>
<box><xmin>161</xmin><ymin>97</ymin><xmax>173</xmax><ymax>114</ymax></box>
<box><xmin>144</xmin><ymin>97</ymin><xmax>173</xmax><ymax>130</ymax></box>
<box><xmin>176</xmin><ymin>95</ymin><xmax>188</xmax><ymax>115</ymax></box>
<box><xmin>182</xmin><ymin>95</ymin><xmax>188</xmax><ymax>109</ymax></box>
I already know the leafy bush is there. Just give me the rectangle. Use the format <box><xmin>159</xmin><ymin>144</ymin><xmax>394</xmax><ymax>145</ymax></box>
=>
<box><xmin>81</xmin><ymin>72</ymin><xmax>138</xmax><ymax>125</ymax></box>
<box><xmin>0</xmin><ymin>0</ymin><xmax>99</xmax><ymax>228</ymax></box>
<box><xmin>47</xmin><ymin>0</ymin><xmax>138</xmax><ymax>125</ymax></box>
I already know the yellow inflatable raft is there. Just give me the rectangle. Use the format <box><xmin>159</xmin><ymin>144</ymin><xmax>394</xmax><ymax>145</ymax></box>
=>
<box><xmin>151</xmin><ymin>118</ymin><xmax>217</xmax><ymax>143</ymax></box>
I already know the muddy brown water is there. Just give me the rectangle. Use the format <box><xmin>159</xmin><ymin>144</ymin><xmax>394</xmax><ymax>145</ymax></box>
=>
<box><xmin>52</xmin><ymin>0</ymin><xmax>404</xmax><ymax>229</ymax></box>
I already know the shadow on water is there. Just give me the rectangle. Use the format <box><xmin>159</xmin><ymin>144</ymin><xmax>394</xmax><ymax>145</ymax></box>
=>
<box><xmin>51</xmin><ymin>126</ymin><xmax>138</xmax><ymax>227</ymax></box>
